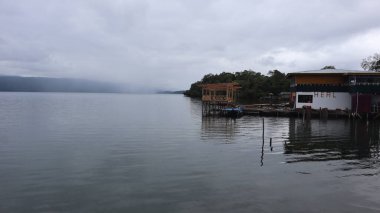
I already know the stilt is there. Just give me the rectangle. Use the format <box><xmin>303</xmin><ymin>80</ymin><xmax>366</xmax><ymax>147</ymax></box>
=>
<box><xmin>302</xmin><ymin>109</ymin><xmax>305</xmax><ymax>123</ymax></box>
<box><xmin>270</xmin><ymin>138</ymin><xmax>273</xmax><ymax>151</ymax></box>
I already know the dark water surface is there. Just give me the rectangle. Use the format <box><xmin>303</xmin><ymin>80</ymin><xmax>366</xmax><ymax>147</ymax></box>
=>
<box><xmin>0</xmin><ymin>93</ymin><xmax>379</xmax><ymax>212</ymax></box>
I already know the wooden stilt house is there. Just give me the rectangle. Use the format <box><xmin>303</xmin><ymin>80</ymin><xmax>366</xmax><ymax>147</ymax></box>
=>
<box><xmin>200</xmin><ymin>83</ymin><xmax>241</xmax><ymax>116</ymax></box>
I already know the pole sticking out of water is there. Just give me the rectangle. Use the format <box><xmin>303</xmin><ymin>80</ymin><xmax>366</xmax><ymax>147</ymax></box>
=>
<box><xmin>261</xmin><ymin>118</ymin><xmax>265</xmax><ymax>166</ymax></box>
<box><xmin>270</xmin><ymin>137</ymin><xmax>273</xmax><ymax>151</ymax></box>
<box><xmin>261</xmin><ymin>135</ymin><xmax>264</xmax><ymax>167</ymax></box>
<box><xmin>302</xmin><ymin>109</ymin><xmax>305</xmax><ymax>123</ymax></box>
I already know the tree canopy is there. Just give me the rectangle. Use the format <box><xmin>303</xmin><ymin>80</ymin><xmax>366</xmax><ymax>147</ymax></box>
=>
<box><xmin>321</xmin><ymin>65</ymin><xmax>336</xmax><ymax>70</ymax></box>
<box><xmin>361</xmin><ymin>53</ymin><xmax>380</xmax><ymax>72</ymax></box>
<box><xmin>184</xmin><ymin>70</ymin><xmax>290</xmax><ymax>100</ymax></box>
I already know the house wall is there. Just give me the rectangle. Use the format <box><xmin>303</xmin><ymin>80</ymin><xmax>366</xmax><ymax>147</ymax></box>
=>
<box><xmin>295</xmin><ymin>75</ymin><xmax>345</xmax><ymax>84</ymax></box>
<box><xmin>295</xmin><ymin>92</ymin><xmax>351</xmax><ymax>110</ymax></box>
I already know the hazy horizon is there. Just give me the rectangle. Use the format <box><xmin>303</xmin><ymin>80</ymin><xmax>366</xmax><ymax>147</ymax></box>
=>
<box><xmin>1</xmin><ymin>0</ymin><xmax>380</xmax><ymax>91</ymax></box>
<box><xmin>0</xmin><ymin>75</ymin><xmax>181</xmax><ymax>93</ymax></box>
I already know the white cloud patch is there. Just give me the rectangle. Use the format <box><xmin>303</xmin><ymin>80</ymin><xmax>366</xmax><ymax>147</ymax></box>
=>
<box><xmin>256</xmin><ymin>28</ymin><xmax>380</xmax><ymax>71</ymax></box>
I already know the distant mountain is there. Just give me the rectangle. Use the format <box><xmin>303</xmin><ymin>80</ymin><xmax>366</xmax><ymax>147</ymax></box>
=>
<box><xmin>156</xmin><ymin>90</ymin><xmax>185</xmax><ymax>94</ymax></box>
<box><xmin>0</xmin><ymin>76</ymin><xmax>123</xmax><ymax>93</ymax></box>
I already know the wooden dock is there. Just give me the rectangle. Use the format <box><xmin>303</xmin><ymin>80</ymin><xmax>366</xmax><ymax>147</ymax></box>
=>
<box><xmin>242</xmin><ymin>104</ymin><xmax>296</xmax><ymax>117</ymax></box>
<box><xmin>241</xmin><ymin>104</ymin><xmax>380</xmax><ymax>119</ymax></box>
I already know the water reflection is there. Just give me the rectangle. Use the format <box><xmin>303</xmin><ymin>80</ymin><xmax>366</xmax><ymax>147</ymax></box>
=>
<box><xmin>260</xmin><ymin>134</ymin><xmax>265</xmax><ymax>166</ymax></box>
<box><xmin>188</xmin><ymin>97</ymin><xmax>202</xmax><ymax>119</ymax></box>
<box><xmin>201</xmin><ymin>117</ymin><xmax>238</xmax><ymax>143</ymax></box>
<box><xmin>286</xmin><ymin>119</ymin><xmax>380</xmax><ymax>163</ymax></box>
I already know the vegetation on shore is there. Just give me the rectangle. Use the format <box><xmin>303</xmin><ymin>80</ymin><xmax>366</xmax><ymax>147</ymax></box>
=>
<box><xmin>156</xmin><ymin>90</ymin><xmax>185</xmax><ymax>94</ymax></box>
<box><xmin>184</xmin><ymin>70</ymin><xmax>290</xmax><ymax>100</ymax></box>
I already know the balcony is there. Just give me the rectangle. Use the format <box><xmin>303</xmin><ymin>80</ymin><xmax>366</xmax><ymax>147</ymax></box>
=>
<box><xmin>291</xmin><ymin>83</ymin><xmax>380</xmax><ymax>94</ymax></box>
<box><xmin>202</xmin><ymin>95</ymin><xmax>233</xmax><ymax>102</ymax></box>
<box><xmin>349</xmin><ymin>84</ymin><xmax>380</xmax><ymax>93</ymax></box>
<box><xmin>292</xmin><ymin>84</ymin><xmax>348</xmax><ymax>92</ymax></box>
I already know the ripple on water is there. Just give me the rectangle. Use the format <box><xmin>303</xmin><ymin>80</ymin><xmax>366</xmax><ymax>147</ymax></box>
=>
<box><xmin>0</xmin><ymin>94</ymin><xmax>380</xmax><ymax>212</ymax></box>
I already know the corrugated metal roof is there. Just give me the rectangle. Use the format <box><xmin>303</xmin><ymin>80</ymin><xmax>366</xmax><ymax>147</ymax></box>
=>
<box><xmin>287</xmin><ymin>69</ymin><xmax>380</xmax><ymax>76</ymax></box>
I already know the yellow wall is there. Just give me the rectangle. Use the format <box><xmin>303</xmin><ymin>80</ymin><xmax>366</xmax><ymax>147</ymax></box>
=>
<box><xmin>295</xmin><ymin>75</ymin><xmax>345</xmax><ymax>84</ymax></box>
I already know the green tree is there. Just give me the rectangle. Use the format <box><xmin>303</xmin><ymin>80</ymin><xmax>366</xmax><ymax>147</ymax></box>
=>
<box><xmin>361</xmin><ymin>53</ymin><xmax>380</xmax><ymax>72</ymax></box>
<box><xmin>183</xmin><ymin>81</ymin><xmax>202</xmax><ymax>97</ymax></box>
<box><xmin>266</xmin><ymin>70</ymin><xmax>289</xmax><ymax>95</ymax></box>
<box><xmin>321</xmin><ymin>65</ymin><xmax>336</xmax><ymax>70</ymax></box>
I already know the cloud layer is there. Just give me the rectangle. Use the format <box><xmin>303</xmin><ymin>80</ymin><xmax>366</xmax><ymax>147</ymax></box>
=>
<box><xmin>1</xmin><ymin>0</ymin><xmax>380</xmax><ymax>90</ymax></box>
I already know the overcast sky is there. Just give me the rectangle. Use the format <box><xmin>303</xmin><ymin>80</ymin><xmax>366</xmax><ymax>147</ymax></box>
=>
<box><xmin>1</xmin><ymin>0</ymin><xmax>379</xmax><ymax>90</ymax></box>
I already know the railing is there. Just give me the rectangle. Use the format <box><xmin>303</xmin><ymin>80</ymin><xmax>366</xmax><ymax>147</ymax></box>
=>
<box><xmin>293</xmin><ymin>84</ymin><xmax>348</xmax><ymax>92</ymax></box>
<box><xmin>349</xmin><ymin>85</ymin><xmax>380</xmax><ymax>93</ymax></box>
<box><xmin>292</xmin><ymin>83</ymin><xmax>380</xmax><ymax>93</ymax></box>
<box><xmin>349</xmin><ymin>82</ymin><xmax>380</xmax><ymax>86</ymax></box>
<box><xmin>202</xmin><ymin>95</ymin><xmax>233</xmax><ymax>102</ymax></box>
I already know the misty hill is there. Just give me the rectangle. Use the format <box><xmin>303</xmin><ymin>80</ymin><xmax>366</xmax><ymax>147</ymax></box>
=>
<box><xmin>156</xmin><ymin>90</ymin><xmax>185</xmax><ymax>94</ymax></box>
<box><xmin>0</xmin><ymin>76</ymin><xmax>123</xmax><ymax>93</ymax></box>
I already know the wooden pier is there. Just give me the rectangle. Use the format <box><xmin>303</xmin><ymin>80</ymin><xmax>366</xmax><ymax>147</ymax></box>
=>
<box><xmin>241</xmin><ymin>103</ymin><xmax>380</xmax><ymax>120</ymax></box>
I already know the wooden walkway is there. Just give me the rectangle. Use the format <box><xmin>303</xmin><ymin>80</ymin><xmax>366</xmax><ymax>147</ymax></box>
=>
<box><xmin>240</xmin><ymin>104</ymin><xmax>379</xmax><ymax>119</ymax></box>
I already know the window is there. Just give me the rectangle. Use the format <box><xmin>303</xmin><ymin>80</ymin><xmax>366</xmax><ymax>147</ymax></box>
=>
<box><xmin>298</xmin><ymin>95</ymin><xmax>313</xmax><ymax>103</ymax></box>
<box><xmin>216</xmin><ymin>90</ymin><xmax>226</xmax><ymax>95</ymax></box>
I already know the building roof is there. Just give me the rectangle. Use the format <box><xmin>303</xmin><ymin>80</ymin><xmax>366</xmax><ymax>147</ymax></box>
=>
<box><xmin>199</xmin><ymin>82</ymin><xmax>241</xmax><ymax>90</ymax></box>
<box><xmin>287</xmin><ymin>69</ymin><xmax>380</xmax><ymax>77</ymax></box>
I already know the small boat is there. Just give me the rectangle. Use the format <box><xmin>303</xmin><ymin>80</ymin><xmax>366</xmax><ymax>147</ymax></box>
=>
<box><xmin>221</xmin><ymin>106</ymin><xmax>243</xmax><ymax>117</ymax></box>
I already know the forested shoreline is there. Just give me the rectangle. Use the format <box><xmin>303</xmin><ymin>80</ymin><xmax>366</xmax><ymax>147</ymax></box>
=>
<box><xmin>184</xmin><ymin>70</ymin><xmax>290</xmax><ymax>100</ymax></box>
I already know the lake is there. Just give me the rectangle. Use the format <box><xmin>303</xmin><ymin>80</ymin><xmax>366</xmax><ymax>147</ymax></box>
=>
<box><xmin>0</xmin><ymin>93</ymin><xmax>379</xmax><ymax>212</ymax></box>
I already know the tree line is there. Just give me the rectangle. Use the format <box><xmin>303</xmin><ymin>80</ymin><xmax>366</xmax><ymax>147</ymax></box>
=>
<box><xmin>184</xmin><ymin>69</ymin><xmax>290</xmax><ymax>100</ymax></box>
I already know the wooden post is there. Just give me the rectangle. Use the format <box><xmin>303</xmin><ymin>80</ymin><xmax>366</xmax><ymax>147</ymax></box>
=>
<box><xmin>306</xmin><ymin>107</ymin><xmax>311</xmax><ymax>120</ymax></box>
<box><xmin>356</xmin><ymin>92</ymin><xmax>359</xmax><ymax>114</ymax></box>
<box><xmin>302</xmin><ymin>109</ymin><xmax>305</xmax><ymax>123</ymax></box>
<box><xmin>270</xmin><ymin>138</ymin><xmax>273</xmax><ymax>151</ymax></box>
<box><xmin>261</xmin><ymin>131</ymin><xmax>264</xmax><ymax>167</ymax></box>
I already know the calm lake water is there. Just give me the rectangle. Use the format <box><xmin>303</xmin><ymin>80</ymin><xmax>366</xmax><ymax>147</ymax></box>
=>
<box><xmin>0</xmin><ymin>92</ymin><xmax>379</xmax><ymax>212</ymax></box>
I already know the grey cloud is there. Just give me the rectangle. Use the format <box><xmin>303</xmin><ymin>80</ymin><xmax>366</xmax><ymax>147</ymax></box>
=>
<box><xmin>0</xmin><ymin>0</ymin><xmax>379</xmax><ymax>90</ymax></box>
